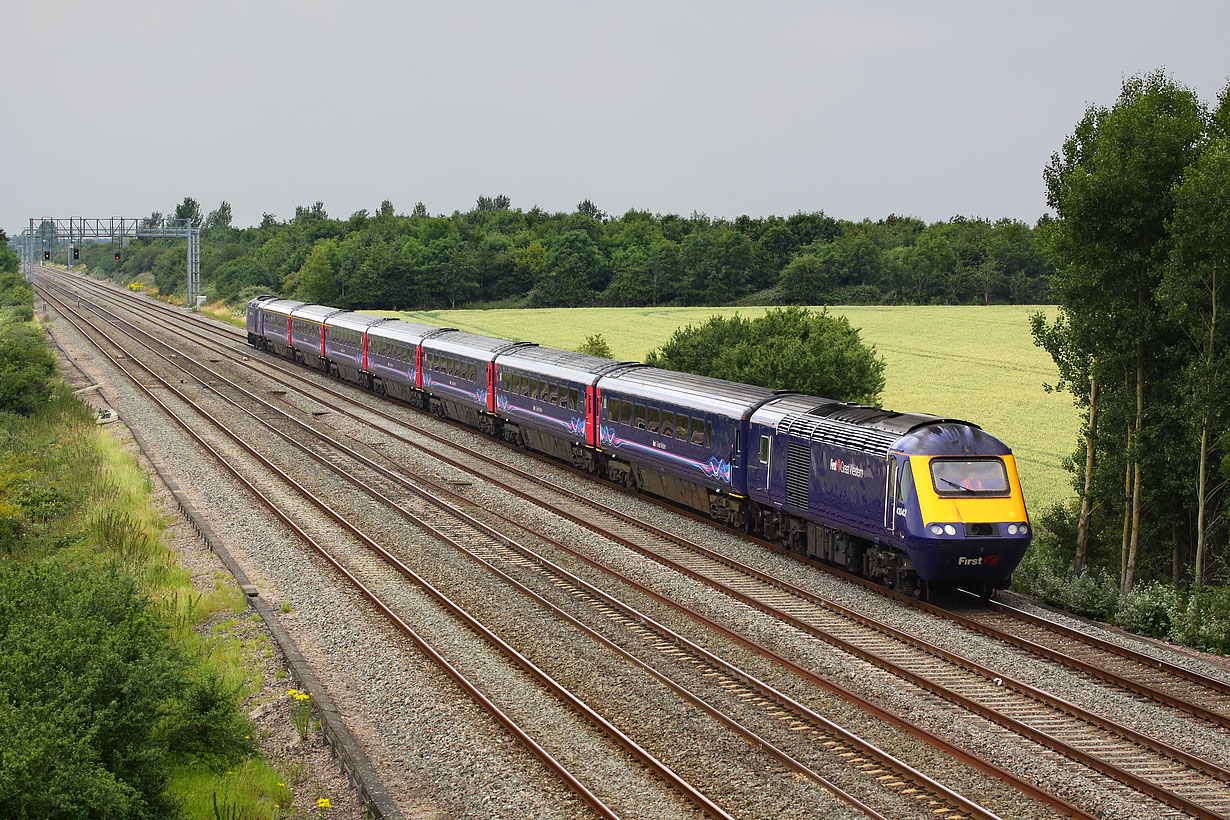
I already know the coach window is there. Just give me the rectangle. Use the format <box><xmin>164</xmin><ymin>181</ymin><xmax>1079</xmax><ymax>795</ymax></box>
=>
<box><xmin>549</xmin><ymin>383</ymin><xmax>560</xmax><ymax>405</ymax></box>
<box><xmin>520</xmin><ymin>377</ymin><xmax>530</xmax><ymax>396</ymax></box>
<box><xmin>569</xmin><ymin>388</ymin><xmax>580</xmax><ymax>412</ymax></box>
<box><xmin>691</xmin><ymin>417</ymin><xmax>705</xmax><ymax>445</ymax></box>
<box><xmin>675</xmin><ymin>414</ymin><xmax>689</xmax><ymax>441</ymax></box>
<box><xmin>634</xmin><ymin>404</ymin><xmax>647</xmax><ymax>429</ymax></box>
<box><xmin>707</xmin><ymin>421</ymin><xmax>714</xmax><ymax>448</ymax></box>
<box><xmin>660</xmin><ymin>411</ymin><xmax>674</xmax><ymax>437</ymax></box>
<box><xmin>759</xmin><ymin>435</ymin><xmax>770</xmax><ymax>464</ymax></box>
<box><xmin>647</xmin><ymin>407</ymin><xmax>660</xmax><ymax>433</ymax></box>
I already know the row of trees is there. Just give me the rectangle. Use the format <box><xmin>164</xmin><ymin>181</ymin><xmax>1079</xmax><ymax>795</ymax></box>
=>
<box><xmin>1035</xmin><ymin>70</ymin><xmax>1230</xmax><ymax>592</ymax></box>
<box><xmin>56</xmin><ymin>197</ymin><xmax>1055</xmax><ymax>311</ymax></box>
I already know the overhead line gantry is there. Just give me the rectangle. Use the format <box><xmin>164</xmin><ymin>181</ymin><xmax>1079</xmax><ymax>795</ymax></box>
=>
<box><xmin>19</xmin><ymin>216</ymin><xmax>203</xmax><ymax>309</ymax></box>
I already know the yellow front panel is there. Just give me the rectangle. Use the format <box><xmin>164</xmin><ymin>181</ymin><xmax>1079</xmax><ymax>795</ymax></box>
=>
<box><xmin>910</xmin><ymin>454</ymin><xmax>1028</xmax><ymax>524</ymax></box>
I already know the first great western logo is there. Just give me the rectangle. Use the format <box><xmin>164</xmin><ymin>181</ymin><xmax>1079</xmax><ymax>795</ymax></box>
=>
<box><xmin>828</xmin><ymin>458</ymin><xmax>866</xmax><ymax>478</ymax></box>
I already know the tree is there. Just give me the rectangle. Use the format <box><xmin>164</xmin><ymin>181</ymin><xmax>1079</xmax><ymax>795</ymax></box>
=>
<box><xmin>0</xmin><ymin>243</ymin><xmax>17</xmax><ymax>275</ymax></box>
<box><xmin>295</xmin><ymin>240</ymin><xmax>339</xmax><ymax>304</ymax></box>
<box><xmin>173</xmin><ymin>196</ymin><xmax>203</xmax><ymax>228</ymax></box>
<box><xmin>778</xmin><ymin>253</ymin><xmax>833</xmax><ymax>304</ymax></box>
<box><xmin>645</xmin><ymin>307</ymin><xmax>885</xmax><ymax>405</ymax></box>
<box><xmin>204</xmin><ymin>201</ymin><xmax>233</xmax><ymax>230</ymax></box>
<box><xmin>476</xmin><ymin>194</ymin><xmax>511</xmax><ymax>212</ymax></box>
<box><xmin>1161</xmin><ymin>135</ymin><xmax>1230</xmax><ymax>586</ymax></box>
<box><xmin>529</xmin><ymin>230</ymin><xmax>604</xmax><ymax>307</ymax></box>
<box><xmin>1041</xmin><ymin>70</ymin><xmax>1208</xmax><ymax>592</ymax></box>
<box><xmin>602</xmin><ymin>246</ymin><xmax>656</xmax><ymax>306</ymax></box>
<box><xmin>576</xmin><ymin>199</ymin><xmax>606</xmax><ymax>221</ymax></box>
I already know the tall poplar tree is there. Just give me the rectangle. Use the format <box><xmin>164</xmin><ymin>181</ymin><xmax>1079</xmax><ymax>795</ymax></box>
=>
<box><xmin>1040</xmin><ymin>70</ymin><xmax>1207</xmax><ymax>592</ymax></box>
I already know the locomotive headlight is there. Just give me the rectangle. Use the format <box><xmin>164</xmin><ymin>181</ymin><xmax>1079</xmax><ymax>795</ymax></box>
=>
<box><xmin>1007</xmin><ymin>524</ymin><xmax>1019</xmax><ymax>535</ymax></box>
<box><xmin>1019</xmin><ymin>524</ymin><xmax>1029</xmax><ymax>535</ymax></box>
<box><xmin>943</xmin><ymin>524</ymin><xmax>958</xmax><ymax>536</ymax></box>
<box><xmin>928</xmin><ymin>524</ymin><xmax>943</xmax><ymax>536</ymax></box>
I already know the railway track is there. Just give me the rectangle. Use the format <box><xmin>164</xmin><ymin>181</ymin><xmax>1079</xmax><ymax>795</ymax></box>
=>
<box><xmin>40</xmin><ymin>281</ymin><xmax>733</xmax><ymax>820</ymax></box>
<box><xmin>40</xmin><ymin>270</ymin><xmax>1230</xmax><ymax>728</ymax></box>
<box><xmin>36</xmin><ymin>275</ymin><xmax>1038</xmax><ymax>819</ymax></box>
<box><xmin>36</xmin><ymin>268</ymin><xmax>1230</xmax><ymax>818</ymax></box>
<box><xmin>39</xmin><ymin>269</ymin><xmax>1230</xmax><ymax>723</ymax></box>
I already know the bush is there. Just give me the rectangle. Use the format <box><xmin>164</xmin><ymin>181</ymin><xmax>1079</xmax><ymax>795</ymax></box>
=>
<box><xmin>1170</xmin><ymin>586</ymin><xmax>1230</xmax><ymax>654</ymax></box>
<box><xmin>576</xmin><ymin>333</ymin><xmax>613</xmax><ymax>358</ymax></box>
<box><xmin>0</xmin><ymin>562</ymin><xmax>181</xmax><ymax>819</ymax></box>
<box><xmin>0</xmin><ymin>322</ymin><xmax>57</xmax><ymax>415</ymax></box>
<box><xmin>645</xmin><ymin>307</ymin><xmax>886</xmax><ymax>405</ymax></box>
<box><xmin>1011</xmin><ymin>542</ymin><xmax>1119</xmax><ymax>621</ymax></box>
<box><xmin>1114</xmin><ymin>581</ymin><xmax>1179</xmax><ymax>638</ymax></box>
<box><xmin>1059</xmin><ymin>566</ymin><xmax>1120</xmax><ymax>620</ymax></box>
<box><xmin>159</xmin><ymin>669</ymin><xmax>257</xmax><ymax>771</ymax></box>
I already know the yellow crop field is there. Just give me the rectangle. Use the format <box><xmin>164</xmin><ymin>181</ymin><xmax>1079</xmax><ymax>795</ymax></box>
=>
<box><xmin>371</xmin><ymin>305</ymin><xmax>1079</xmax><ymax>515</ymax></box>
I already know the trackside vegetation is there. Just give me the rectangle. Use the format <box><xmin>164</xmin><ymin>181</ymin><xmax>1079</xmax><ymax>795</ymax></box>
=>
<box><xmin>60</xmin><ymin>195</ymin><xmax>1053</xmax><ymax>313</ymax></box>
<box><xmin>643</xmin><ymin>307</ymin><xmax>886</xmax><ymax>406</ymax></box>
<box><xmin>1020</xmin><ymin>70</ymin><xmax>1230</xmax><ymax>652</ymax></box>
<box><xmin>0</xmin><ymin>281</ymin><xmax>292</xmax><ymax>817</ymax></box>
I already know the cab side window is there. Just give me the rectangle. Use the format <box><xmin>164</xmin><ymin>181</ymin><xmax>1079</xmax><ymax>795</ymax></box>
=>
<box><xmin>759</xmin><ymin>435</ymin><xmax>770</xmax><ymax>464</ymax></box>
<box><xmin>898</xmin><ymin>460</ymin><xmax>914</xmax><ymax>507</ymax></box>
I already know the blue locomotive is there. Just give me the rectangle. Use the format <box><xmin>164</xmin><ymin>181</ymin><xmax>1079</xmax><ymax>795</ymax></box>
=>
<box><xmin>247</xmin><ymin>296</ymin><xmax>1030</xmax><ymax>596</ymax></box>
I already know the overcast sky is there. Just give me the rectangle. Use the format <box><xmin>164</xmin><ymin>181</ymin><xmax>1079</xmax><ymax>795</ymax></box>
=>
<box><xmin>5</xmin><ymin>1</ymin><xmax>1229</xmax><ymax>236</ymax></box>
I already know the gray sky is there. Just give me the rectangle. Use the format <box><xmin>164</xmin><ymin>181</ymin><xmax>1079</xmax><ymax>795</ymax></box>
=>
<box><xmin>5</xmin><ymin>1</ymin><xmax>1229</xmax><ymax>236</ymax></box>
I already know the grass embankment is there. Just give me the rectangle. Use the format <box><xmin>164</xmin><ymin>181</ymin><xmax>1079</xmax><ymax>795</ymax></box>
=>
<box><xmin>377</xmin><ymin>304</ymin><xmax>1077</xmax><ymax>514</ymax></box>
<box><xmin>0</xmin><ymin>379</ymin><xmax>293</xmax><ymax>814</ymax></box>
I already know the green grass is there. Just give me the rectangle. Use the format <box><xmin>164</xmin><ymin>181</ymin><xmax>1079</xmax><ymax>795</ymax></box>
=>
<box><xmin>2</xmin><ymin>388</ymin><xmax>293</xmax><ymax>818</ymax></box>
<box><xmin>373</xmin><ymin>304</ymin><xmax>1079</xmax><ymax>514</ymax></box>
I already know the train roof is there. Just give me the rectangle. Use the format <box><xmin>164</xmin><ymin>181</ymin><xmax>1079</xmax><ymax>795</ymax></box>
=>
<box><xmin>598</xmin><ymin>366</ymin><xmax>780</xmax><ymax>418</ymax></box>
<box><xmin>367</xmin><ymin>318</ymin><xmax>449</xmax><ymax>345</ymax></box>
<box><xmin>326</xmin><ymin>312</ymin><xmax>391</xmax><ymax>332</ymax></box>
<box><xmin>425</xmin><ymin>330</ymin><xmax>529</xmax><ymax>360</ymax></box>
<box><xmin>259</xmin><ymin>299</ymin><xmax>306</xmax><ymax>316</ymax></box>
<box><xmin>496</xmin><ymin>345</ymin><xmax>637</xmax><ymax>384</ymax></box>
<box><xmin>290</xmin><ymin>304</ymin><xmax>344</xmax><ymax>323</ymax></box>
<box><xmin>753</xmin><ymin>393</ymin><xmax>989</xmax><ymax>456</ymax></box>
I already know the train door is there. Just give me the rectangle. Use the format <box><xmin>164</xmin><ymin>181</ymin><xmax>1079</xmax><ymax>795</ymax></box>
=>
<box><xmin>884</xmin><ymin>455</ymin><xmax>896</xmax><ymax>529</ymax></box>
<box><xmin>746</xmin><ymin>423</ymin><xmax>772</xmax><ymax>501</ymax></box>
<box><xmin>586</xmin><ymin>384</ymin><xmax>597</xmax><ymax>446</ymax></box>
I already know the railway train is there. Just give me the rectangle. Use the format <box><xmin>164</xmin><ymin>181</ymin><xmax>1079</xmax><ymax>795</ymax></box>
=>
<box><xmin>246</xmin><ymin>296</ymin><xmax>1031</xmax><ymax>596</ymax></box>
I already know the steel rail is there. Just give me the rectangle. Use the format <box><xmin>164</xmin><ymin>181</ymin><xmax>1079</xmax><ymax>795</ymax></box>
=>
<box><xmin>40</xmin><ymin>270</ymin><xmax>1230</xmax><ymax>818</ymax></box>
<box><xmin>38</xmin><ymin>272</ymin><xmax>1108</xmax><ymax>820</ymax></box>
<box><xmin>81</xmin><ymin>287</ymin><xmax>1018</xmax><ymax>820</ymax></box>
<box><xmin>38</xmin><ymin>285</ymin><xmax>721</xmax><ymax>820</ymax></box>
<box><xmin>41</xmin><ymin>268</ymin><xmax>1230</xmax><ymax>715</ymax></box>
